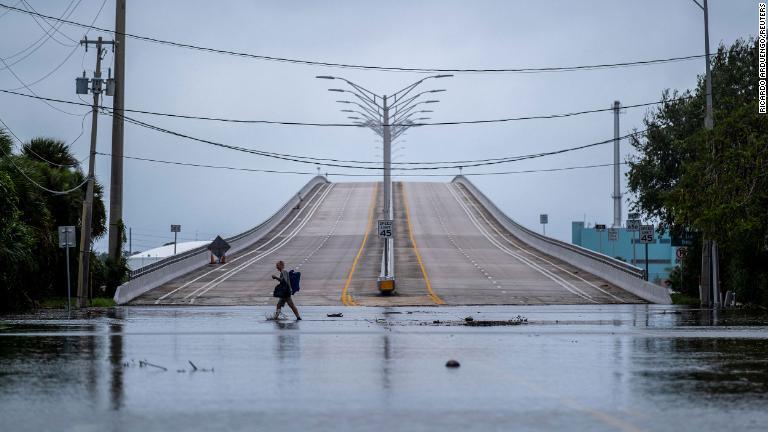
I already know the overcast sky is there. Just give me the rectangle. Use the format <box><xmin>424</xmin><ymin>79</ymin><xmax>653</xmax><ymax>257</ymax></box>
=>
<box><xmin>0</xmin><ymin>0</ymin><xmax>759</xmax><ymax>252</ymax></box>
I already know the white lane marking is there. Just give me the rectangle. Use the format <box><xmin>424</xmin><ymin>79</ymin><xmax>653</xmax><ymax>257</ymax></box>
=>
<box><xmin>186</xmin><ymin>184</ymin><xmax>336</xmax><ymax>303</ymax></box>
<box><xmin>453</xmin><ymin>184</ymin><xmax>625</xmax><ymax>303</ymax></box>
<box><xmin>294</xmin><ymin>183</ymin><xmax>355</xmax><ymax>271</ymax></box>
<box><xmin>424</xmin><ymin>183</ymin><xmax>498</xmax><ymax>289</ymax></box>
<box><xmin>447</xmin><ymin>184</ymin><xmax>596</xmax><ymax>303</ymax></box>
<box><xmin>154</xmin><ymin>183</ymin><xmax>330</xmax><ymax>304</ymax></box>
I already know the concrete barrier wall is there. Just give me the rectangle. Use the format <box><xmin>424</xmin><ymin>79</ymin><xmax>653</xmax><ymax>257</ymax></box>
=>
<box><xmin>452</xmin><ymin>176</ymin><xmax>671</xmax><ymax>304</ymax></box>
<box><xmin>114</xmin><ymin>176</ymin><xmax>330</xmax><ymax>305</ymax></box>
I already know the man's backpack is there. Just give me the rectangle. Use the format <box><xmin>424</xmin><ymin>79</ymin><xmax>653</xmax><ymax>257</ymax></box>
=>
<box><xmin>288</xmin><ymin>270</ymin><xmax>301</xmax><ymax>294</ymax></box>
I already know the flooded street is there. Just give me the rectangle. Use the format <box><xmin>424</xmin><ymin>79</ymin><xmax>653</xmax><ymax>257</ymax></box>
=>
<box><xmin>1</xmin><ymin>305</ymin><xmax>767</xmax><ymax>431</ymax></box>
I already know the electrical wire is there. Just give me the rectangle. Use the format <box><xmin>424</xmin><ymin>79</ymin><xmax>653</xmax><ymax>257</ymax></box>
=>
<box><xmin>0</xmin><ymin>115</ymin><xmax>89</xmax><ymax>194</ymax></box>
<box><xmin>20</xmin><ymin>0</ymin><xmax>79</xmax><ymax>46</ymax></box>
<box><xmin>0</xmin><ymin>2</ymin><xmax>706</xmax><ymax>74</ymax></box>
<box><xmin>0</xmin><ymin>0</ymin><xmax>81</xmax><ymax>68</ymax></box>
<box><xmin>0</xmin><ymin>86</ymin><xmax>661</xmax><ymax>169</ymax></box>
<box><xmin>96</xmin><ymin>150</ymin><xmax>625</xmax><ymax>177</ymax></box>
<box><xmin>4</xmin><ymin>0</ymin><xmax>108</xmax><ymax>91</ymax></box>
<box><xmin>117</xmin><ymin>112</ymin><xmax>648</xmax><ymax>171</ymax></box>
<box><xmin>0</xmin><ymin>0</ymin><xmax>21</xmax><ymax>19</ymax></box>
<box><xmin>0</xmin><ymin>85</ymin><xmax>691</xmax><ymax>129</ymax></box>
<box><xmin>0</xmin><ymin>57</ymin><xmax>85</xmax><ymax>116</ymax></box>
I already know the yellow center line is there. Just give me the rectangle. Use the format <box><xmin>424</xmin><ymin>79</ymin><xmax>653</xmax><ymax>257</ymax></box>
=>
<box><xmin>401</xmin><ymin>183</ymin><xmax>445</xmax><ymax>305</ymax></box>
<box><xmin>341</xmin><ymin>182</ymin><xmax>378</xmax><ymax>306</ymax></box>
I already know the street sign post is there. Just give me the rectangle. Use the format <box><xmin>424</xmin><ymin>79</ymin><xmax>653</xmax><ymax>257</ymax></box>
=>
<box><xmin>608</xmin><ymin>228</ymin><xmax>618</xmax><ymax>257</ymax></box>
<box><xmin>639</xmin><ymin>224</ymin><xmax>654</xmax><ymax>281</ymax></box>
<box><xmin>58</xmin><ymin>226</ymin><xmax>76</xmax><ymax>311</ymax></box>
<box><xmin>377</xmin><ymin>220</ymin><xmax>393</xmax><ymax>238</ymax></box>
<box><xmin>626</xmin><ymin>218</ymin><xmax>641</xmax><ymax>269</ymax></box>
<box><xmin>595</xmin><ymin>224</ymin><xmax>606</xmax><ymax>254</ymax></box>
<box><xmin>170</xmin><ymin>224</ymin><xmax>181</xmax><ymax>255</ymax></box>
<box><xmin>539</xmin><ymin>214</ymin><xmax>548</xmax><ymax>235</ymax></box>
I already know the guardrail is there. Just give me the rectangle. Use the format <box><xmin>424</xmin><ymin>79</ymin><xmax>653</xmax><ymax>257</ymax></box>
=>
<box><xmin>452</xmin><ymin>176</ymin><xmax>671</xmax><ymax>304</ymax></box>
<box><xmin>114</xmin><ymin>176</ymin><xmax>330</xmax><ymax>304</ymax></box>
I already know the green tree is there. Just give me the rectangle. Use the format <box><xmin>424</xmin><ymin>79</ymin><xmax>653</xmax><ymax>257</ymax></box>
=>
<box><xmin>627</xmin><ymin>38</ymin><xmax>768</xmax><ymax>304</ymax></box>
<box><xmin>0</xmin><ymin>131</ymin><xmax>108</xmax><ymax>310</ymax></box>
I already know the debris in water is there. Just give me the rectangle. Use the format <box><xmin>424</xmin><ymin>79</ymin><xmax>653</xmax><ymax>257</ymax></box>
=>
<box><xmin>188</xmin><ymin>360</ymin><xmax>198</xmax><ymax>371</ymax></box>
<box><xmin>327</xmin><ymin>313</ymin><xmax>343</xmax><ymax>318</ymax></box>
<box><xmin>464</xmin><ymin>316</ymin><xmax>474</xmax><ymax>322</ymax></box>
<box><xmin>464</xmin><ymin>315</ymin><xmax>528</xmax><ymax>327</ymax></box>
<box><xmin>139</xmin><ymin>360</ymin><xmax>167</xmax><ymax>371</ymax></box>
<box><xmin>445</xmin><ymin>359</ymin><xmax>461</xmax><ymax>368</ymax></box>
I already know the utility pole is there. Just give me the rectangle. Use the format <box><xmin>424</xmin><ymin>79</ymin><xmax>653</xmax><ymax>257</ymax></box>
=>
<box><xmin>75</xmin><ymin>36</ymin><xmax>114</xmax><ymax>308</ymax></box>
<box><xmin>693</xmin><ymin>0</ymin><xmax>718</xmax><ymax>307</ymax></box>
<box><xmin>108</xmin><ymin>0</ymin><xmax>126</xmax><ymax>263</ymax></box>
<box><xmin>611</xmin><ymin>101</ymin><xmax>622</xmax><ymax>228</ymax></box>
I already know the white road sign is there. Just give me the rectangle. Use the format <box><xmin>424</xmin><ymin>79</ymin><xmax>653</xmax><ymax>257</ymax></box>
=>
<box><xmin>608</xmin><ymin>228</ymin><xmax>619</xmax><ymax>241</ymax></box>
<box><xmin>58</xmin><ymin>226</ymin><xmax>76</xmax><ymax>248</ymax></box>
<box><xmin>639</xmin><ymin>225</ymin><xmax>655</xmax><ymax>244</ymax></box>
<box><xmin>377</xmin><ymin>220</ymin><xmax>393</xmax><ymax>238</ymax></box>
<box><xmin>627</xmin><ymin>219</ymin><xmax>641</xmax><ymax>231</ymax></box>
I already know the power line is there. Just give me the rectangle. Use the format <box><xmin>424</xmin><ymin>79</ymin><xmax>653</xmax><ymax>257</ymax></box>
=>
<box><xmin>0</xmin><ymin>58</ymin><xmax>84</xmax><ymax>116</ymax></box>
<box><xmin>0</xmin><ymin>0</ymin><xmax>82</xmax><ymax>67</ymax></box>
<box><xmin>0</xmin><ymin>2</ymin><xmax>706</xmax><ymax>74</ymax></box>
<box><xmin>4</xmin><ymin>0</ymin><xmax>108</xmax><ymax>91</ymax></box>
<box><xmin>0</xmin><ymin>86</ymin><xmax>658</xmax><ymax>169</ymax></box>
<box><xmin>19</xmin><ymin>0</ymin><xmax>80</xmax><ymax>46</ymax></box>
<box><xmin>0</xmin><ymin>0</ymin><xmax>21</xmax><ymax>19</ymax></box>
<box><xmin>96</xmin><ymin>151</ymin><xmax>625</xmax><ymax>177</ymax></box>
<box><xmin>118</xmin><ymin>112</ymin><xmax>648</xmax><ymax>171</ymax></box>
<box><xmin>0</xmin><ymin>86</ymin><xmax>692</xmax><ymax>128</ymax></box>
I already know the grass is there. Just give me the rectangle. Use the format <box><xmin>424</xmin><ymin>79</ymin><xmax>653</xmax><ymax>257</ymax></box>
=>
<box><xmin>670</xmin><ymin>292</ymin><xmax>700</xmax><ymax>306</ymax></box>
<box><xmin>40</xmin><ymin>297</ymin><xmax>116</xmax><ymax>309</ymax></box>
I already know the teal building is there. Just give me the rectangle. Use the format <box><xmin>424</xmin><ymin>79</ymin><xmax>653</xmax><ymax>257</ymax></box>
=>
<box><xmin>571</xmin><ymin>222</ymin><xmax>678</xmax><ymax>285</ymax></box>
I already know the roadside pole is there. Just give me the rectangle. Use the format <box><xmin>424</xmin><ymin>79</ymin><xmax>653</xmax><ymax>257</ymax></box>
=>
<box><xmin>75</xmin><ymin>36</ymin><xmax>114</xmax><ymax>308</ymax></box>
<box><xmin>58</xmin><ymin>226</ymin><xmax>76</xmax><ymax>312</ymax></box>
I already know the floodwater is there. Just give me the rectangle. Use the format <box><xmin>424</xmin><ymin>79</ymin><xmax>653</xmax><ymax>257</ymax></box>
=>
<box><xmin>1</xmin><ymin>305</ymin><xmax>767</xmax><ymax>432</ymax></box>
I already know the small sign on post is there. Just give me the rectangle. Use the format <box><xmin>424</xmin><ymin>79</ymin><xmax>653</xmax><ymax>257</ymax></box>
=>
<box><xmin>539</xmin><ymin>214</ymin><xmax>548</xmax><ymax>235</ymax></box>
<box><xmin>170</xmin><ymin>224</ymin><xmax>181</xmax><ymax>255</ymax></box>
<box><xmin>377</xmin><ymin>220</ymin><xmax>393</xmax><ymax>238</ymax></box>
<box><xmin>639</xmin><ymin>224</ymin><xmax>654</xmax><ymax>281</ymax></box>
<box><xmin>639</xmin><ymin>225</ymin><xmax>654</xmax><ymax>243</ymax></box>
<box><xmin>595</xmin><ymin>224</ymin><xmax>606</xmax><ymax>232</ymax></box>
<box><xmin>608</xmin><ymin>228</ymin><xmax>619</xmax><ymax>241</ymax></box>
<box><xmin>58</xmin><ymin>226</ymin><xmax>76</xmax><ymax>312</ymax></box>
<box><xmin>626</xmin><ymin>219</ymin><xmax>641</xmax><ymax>231</ymax></box>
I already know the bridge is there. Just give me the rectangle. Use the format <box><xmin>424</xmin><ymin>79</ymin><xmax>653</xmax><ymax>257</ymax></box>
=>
<box><xmin>115</xmin><ymin>176</ymin><xmax>670</xmax><ymax>306</ymax></box>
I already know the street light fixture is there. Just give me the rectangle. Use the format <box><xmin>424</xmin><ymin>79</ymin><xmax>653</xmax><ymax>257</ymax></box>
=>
<box><xmin>316</xmin><ymin>74</ymin><xmax>451</xmax><ymax>290</ymax></box>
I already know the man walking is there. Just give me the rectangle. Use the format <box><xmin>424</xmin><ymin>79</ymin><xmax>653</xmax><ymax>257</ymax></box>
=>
<box><xmin>272</xmin><ymin>260</ymin><xmax>301</xmax><ymax>320</ymax></box>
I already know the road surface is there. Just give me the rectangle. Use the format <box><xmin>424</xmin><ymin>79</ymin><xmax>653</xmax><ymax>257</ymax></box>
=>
<box><xmin>132</xmin><ymin>181</ymin><xmax>643</xmax><ymax>306</ymax></box>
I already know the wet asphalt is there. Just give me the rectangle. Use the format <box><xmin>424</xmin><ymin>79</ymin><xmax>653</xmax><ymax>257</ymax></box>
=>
<box><xmin>1</xmin><ymin>305</ymin><xmax>767</xmax><ymax>432</ymax></box>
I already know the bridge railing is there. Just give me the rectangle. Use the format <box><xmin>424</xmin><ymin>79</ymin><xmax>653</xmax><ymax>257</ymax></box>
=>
<box><xmin>452</xmin><ymin>176</ymin><xmax>671</xmax><ymax>304</ymax></box>
<box><xmin>114</xmin><ymin>176</ymin><xmax>330</xmax><ymax>304</ymax></box>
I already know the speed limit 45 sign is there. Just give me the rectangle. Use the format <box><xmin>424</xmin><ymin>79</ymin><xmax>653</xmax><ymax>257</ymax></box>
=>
<box><xmin>378</xmin><ymin>220</ymin><xmax>393</xmax><ymax>238</ymax></box>
<box><xmin>639</xmin><ymin>225</ymin><xmax>655</xmax><ymax>244</ymax></box>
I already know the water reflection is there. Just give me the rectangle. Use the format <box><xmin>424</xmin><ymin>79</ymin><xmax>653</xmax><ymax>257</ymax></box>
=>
<box><xmin>632</xmin><ymin>337</ymin><xmax>768</xmax><ymax>399</ymax></box>
<box><xmin>109</xmin><ymin>321</ymin><xmax>124</xmax><ymax>410</ymax></box>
